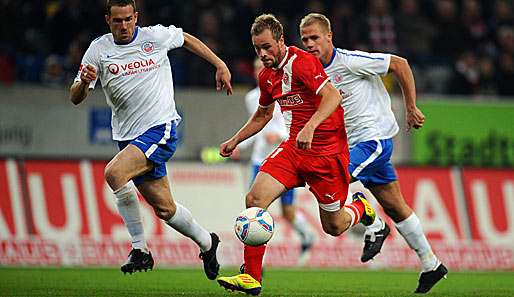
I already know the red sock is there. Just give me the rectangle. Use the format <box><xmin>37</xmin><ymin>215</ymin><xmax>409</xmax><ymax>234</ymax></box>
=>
<box><xmin>344</xmin><ymin>200</ymin><xmax>365</xmax><ymax>226</ymax></box>
<box><xmin>243</xmin><ymin>244</ymin><xmax>266</xmax><ymax>282</ymax></box>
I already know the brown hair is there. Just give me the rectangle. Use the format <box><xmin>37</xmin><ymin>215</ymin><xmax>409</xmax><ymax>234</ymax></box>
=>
<box><xmin>299</xmin><ymin>13</ymin><xmax>331</xmax><ymax>33</ymax></box>
<box><xmin>250</xmin><ymin>14</ymin><xmax>283</xmax><ymax>41</ymax></box>
<box><xmin>106</xmin><ymin>0</ymin><xmax>136</xmax><ymax>15</ymax></box>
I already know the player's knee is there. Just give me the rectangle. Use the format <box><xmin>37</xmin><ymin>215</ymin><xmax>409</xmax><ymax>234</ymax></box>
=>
<box><xmin>322</xmin><ymin>223</ymin><xmax>344</xmax><ymax>237</ymax></box>
<box><xmin>245</xmin><ymin>192</ymin><xmax>262</xmax><ymax>208</ymax></box>
<box><xmin>154</xmin><ymin>204</ymin><xmax>176</xmax><ymax>221</ymax></box>
<box><xmin>104</xmin><ymin>163</ymin><xmax>121</xmax><ymax>188</ymax></box>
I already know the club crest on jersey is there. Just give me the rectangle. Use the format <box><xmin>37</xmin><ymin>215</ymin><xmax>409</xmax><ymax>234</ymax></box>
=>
<box><xmin>108</xmin><ymin>63</ymin><xmax>120</xmax><ymax>74</ymax></box>
<box><xmin>141</xmin><ymin>41</ymin><xmax>154</xmax><ymax>54</ymax></box>
<box><xmin>334</xmin><ymin>73</ymin><xmax>343</xmax><ymax>84</ymax></box>
<box><xmin>282</xmin><ymin>73</ymin><xmax>289</xmax><ymax>85</ymax></box>
<box><xmin>277</xmin><ymin>94</ymin><xmax>303</xmax><ymax>106</ymax></box>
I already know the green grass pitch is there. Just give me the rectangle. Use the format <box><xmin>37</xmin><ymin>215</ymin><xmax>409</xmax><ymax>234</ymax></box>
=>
<box><xmin>1</xmin><ymin>267</ymin><xmax>513</xmax><ymax>297</ymax></box>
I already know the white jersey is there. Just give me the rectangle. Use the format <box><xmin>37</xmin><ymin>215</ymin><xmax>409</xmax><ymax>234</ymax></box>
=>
<box><xmin>239</xmin><ymin>87</ymin><xmax>288</xmax><ymax>164</ymax></box>
<box><xmin>324</xmin><ymin>48</ymin><xmax>399</xmax><ymax>148</ymax></box>
<box><xmin>75</xmin><ymin>25</ymin><xmax>184</xmax><ymax>140</ymax></box>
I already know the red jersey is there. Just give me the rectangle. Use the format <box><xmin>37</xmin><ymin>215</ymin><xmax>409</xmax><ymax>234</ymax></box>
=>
<box><xmin>258</xmin><ymin>46</ymin><xmax>347</xmax><ymax>156</ymax></box>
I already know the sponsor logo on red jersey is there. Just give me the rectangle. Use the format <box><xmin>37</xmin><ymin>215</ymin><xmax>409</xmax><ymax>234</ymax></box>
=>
<box><xmin>277</xmin><ymin>94</ymin><xmax>303</xmax><ymax>106</ymax></box>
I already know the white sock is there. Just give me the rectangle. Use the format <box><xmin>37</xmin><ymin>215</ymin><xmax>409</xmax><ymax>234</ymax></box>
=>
<box><xmin>166</xmin><ymin>202</ymin><xmax>212</xmax><ymax>252</ymax></box>
<box><xmin>114</xmin><ymin>183</ymin><xmax>148</xmax><ymax>252</ymax></box>
<box><xmin>365</xmin><ymin>216</ymin><xmax>384</xmax><ymax>234</ymax></box>
<box><xmin>395</xmin><ymin>213</ymin><xmax>438</xmax><ymax>272</ymax></box>
<box><xmin>292</xmin><ymin>212</ymin><xmax>314</xmax><ymax>245</ymax></box>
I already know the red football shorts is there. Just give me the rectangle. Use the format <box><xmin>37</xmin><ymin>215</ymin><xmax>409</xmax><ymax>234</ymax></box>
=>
<box><xmin>260</xmin><ymin>142</ymin><xmax>350</xmax><ymax>212</ymax></box>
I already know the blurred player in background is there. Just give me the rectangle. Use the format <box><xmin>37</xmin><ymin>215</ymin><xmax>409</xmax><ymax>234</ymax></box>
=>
<box><xmin>299</xmin><ymin>13</ymin><xmax>447</xmax><ymax>293</ymax></box>
<box><xmin>69</xmin><ymin>0</ymin><xmax>232</xmax><ymax>279</ymax></box>
<box><xmin>217</xmin><ymin>14</ymin><xmax>376</xmax><ymax>295</ymax></box>
<box><xmin>237</xmin><ymin>58</ymin><xmax>315</xmax><ymax>265</ymax></box>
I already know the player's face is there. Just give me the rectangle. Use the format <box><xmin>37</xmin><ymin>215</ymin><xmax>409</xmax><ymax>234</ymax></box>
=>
<box><xmin>252</xmin><ymin>29</ymin><xmax>285</xmax><ymax>68</ymax></box>
<box><xmin>105</xmin><ymin>5</ymin><xmax>138</xmax><ymax>44</ymax></box>
<box><xmin>300</xmin><ymin>23</ymin><xmax>333</xmax><ymax>64</ymax></box>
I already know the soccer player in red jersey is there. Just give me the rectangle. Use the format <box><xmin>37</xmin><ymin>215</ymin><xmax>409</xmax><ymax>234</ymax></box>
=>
<box><xmin>217</xmin><ymin>14</ymin><xmax>376</xmax><ymax>295</ymax></box>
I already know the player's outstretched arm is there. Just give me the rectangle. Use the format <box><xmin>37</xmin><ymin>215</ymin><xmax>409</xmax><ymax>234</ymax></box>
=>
<box><xmin>69</xmin><ymin>65</ymin><xmax>97</xmax><ymax>105</ymax></box>
<box><xmin>220</xmin><ymin>105</ymin><xmax>274</xmax><ymax>157</ymax></box>
<box><xmin>296</xmin><ymin>82</ymin><xmax>341</xmax><ymax>149</ymax></box>
<box><xmin>183</xmin><ymin>32</ymin><xmax>233</xmax><ymax>95</ymax></box>
<box><xmin>388</xmin><ymin>55</ymin><xmax>425</xmax><ymax>130</ymax></box>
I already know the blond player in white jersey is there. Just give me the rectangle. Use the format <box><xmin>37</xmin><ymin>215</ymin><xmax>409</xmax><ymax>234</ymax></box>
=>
<box><xmin>238</xmin><ymin>58</ymin><xmax>315</xmax><ymax>265</ymax></box>
<box><xmin>299</xmin><ymin>13</ymin><xmax>447</xmax><ymax>294</ymax></box>
<box><xmin>69</xmin><ymin>0</ymin><xmax>232</xmax><ymax>280</ymax></box>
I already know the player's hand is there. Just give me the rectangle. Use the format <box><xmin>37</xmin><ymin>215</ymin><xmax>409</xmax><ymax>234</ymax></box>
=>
<box><xmin>219</xmin><ymin>139</ymin><xmax>237</xmax><ymax>157</ymax></box>
<box><xmin>80</xmin><ymin>65</ymin><xmax>97</xmax><ymax>84</ymax></box>
<box><xmin>406</xmin><ymin>106</ymin><xmax>425</xmax><ymax>131</ymax></box>
<box><xmin>296</xmin><ymin>126</ymin><xmax>314</xmax><ymax>149</ymax></box>
<box><xmin>230</xmin><ymin>147</ymin><xmax>241</xmax><ymax>161</ymax></box>
<box><xmin>216</xmin><ymin>63</ymin><xmax>233</xmax><ymax>95</ymax></box>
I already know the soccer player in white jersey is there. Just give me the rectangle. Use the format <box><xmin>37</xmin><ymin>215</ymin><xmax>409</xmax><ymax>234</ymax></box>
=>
<box><xmin>299</xmin><ymin>13</ymin><xmax>447</xmax><ymax>294</ymax></box>
<box><xmin>238</xmin><ymin>58</ymin><xmax>315</xmax><ymax>265</ymax></box>
<box><xmin>69</xmin><ymin>0</ymin><xmax>232</xmax><ymax>279</ymax></box>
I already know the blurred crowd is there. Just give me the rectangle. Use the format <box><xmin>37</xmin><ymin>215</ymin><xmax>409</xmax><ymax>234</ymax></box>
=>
<box><xmin>1</xmin><ymin>0</ymin><xmax>513</xmax><ymax>96</ymax></box>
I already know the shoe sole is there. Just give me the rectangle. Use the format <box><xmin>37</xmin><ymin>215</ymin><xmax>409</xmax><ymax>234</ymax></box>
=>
<box><xmin>217</xmin><ymin>279</ymin><xmax>261</xmax><ymax>296</ymax></box>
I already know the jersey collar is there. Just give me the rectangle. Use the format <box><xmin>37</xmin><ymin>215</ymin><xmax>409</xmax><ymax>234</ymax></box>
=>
<box><xmin>323</xmin><ymin>48</ymin><xmax>337</xmax><ymax>68</ymax></box>
<box><xmin>275</xmin><ymin>46</ymin><xmax>289</xmax><ymax>70</ymax></box>
<box><xmin>114</xmin><ymin>26</ymin><xmax>139</xmax><ymax>45</ymax></box>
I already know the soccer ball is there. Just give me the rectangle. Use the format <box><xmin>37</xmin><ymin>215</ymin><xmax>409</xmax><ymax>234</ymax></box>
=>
<box><xmin>234</xmin><ymin>207</ymin><xmax>274</xmax><ymax>246</ymax></box>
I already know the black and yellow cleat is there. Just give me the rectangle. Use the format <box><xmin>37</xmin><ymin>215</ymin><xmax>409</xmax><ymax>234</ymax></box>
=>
<box><xmin>352</xmin><ymin>192</ymin><xmax>376</xmax><ymax>226</ymax></box>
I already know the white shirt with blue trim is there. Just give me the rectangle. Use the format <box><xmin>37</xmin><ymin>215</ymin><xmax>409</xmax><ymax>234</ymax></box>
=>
<box><xmin>239</xmin><ymin>87</ymin><xmax>288</xmax><ymax>165</ymax></box>
<box><xmin>324</xmin><ymin>48</ymin><xmax>399</xmax><ymax>148</ymax></box>
<box><xmin>75</xmin><ymin>25</ymin><xmax>183</xmax><ymax>141</ymax></box>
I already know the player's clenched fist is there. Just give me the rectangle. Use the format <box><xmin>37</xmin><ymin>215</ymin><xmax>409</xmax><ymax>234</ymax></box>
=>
<box><xmin>80</xmin><ymin>65</ymin><xmax>97</xmax><ymax>84</ymax></box>
<box><xmin>219</xmin><ymin>139</ymin><xmax>238</xmax><ymax>157</ymax></box>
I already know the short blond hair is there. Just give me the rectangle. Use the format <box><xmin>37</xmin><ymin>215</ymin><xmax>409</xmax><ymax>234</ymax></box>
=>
<box><xmin>299</xmin><ymin>13</ymin><xmax>331</xmax><ymax>33</ymax></box>
<box><xmin>251</xmin><ymin>14</ymin><xmax>283</xmax><ymax>41</ymax></box>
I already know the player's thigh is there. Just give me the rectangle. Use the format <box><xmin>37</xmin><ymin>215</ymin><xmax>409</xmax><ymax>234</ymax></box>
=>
<box><xmin>136</xmin><ymin>176</ymin><xmax>176</xmax><ymax>213</ymax></box>
<box><xmin>247</xmin><ymin>171</ymin><xmax>288</xmax><ymax>209</ymax></box>
<box><xmin>106</xmin><ymin>144</ymin><xmax>153</xmax><ymax>180</ymax></box>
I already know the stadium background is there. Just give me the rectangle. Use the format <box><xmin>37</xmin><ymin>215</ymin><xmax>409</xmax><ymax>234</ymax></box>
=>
<box><xmin>0</xmin><ymin>0</ymin><xmax>513</xmax><ymax>295</ymax></box>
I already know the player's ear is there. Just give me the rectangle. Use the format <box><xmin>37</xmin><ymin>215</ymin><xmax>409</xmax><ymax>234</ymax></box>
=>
<box><xmin>327</xmin><ymin>31</ymin><xmax>333</xmax><ymax>42</ymax></box>
<box><xmin>134</xmin><ymin>11</ymin><xmax>138</xmax><ymax>24</ymax></box>
<box><xmin>105</xmin><ymin>14</ymin><xmax>110</xmax><ymax>26</ymax></box>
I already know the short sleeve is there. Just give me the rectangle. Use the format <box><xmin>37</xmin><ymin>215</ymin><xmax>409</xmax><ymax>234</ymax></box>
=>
<box><xmin>257</xmin><ymin>71</ymin><xmax>274</xmax><ymax>107</ymax></box>
<box><xmin>74</xmin><ymin>41</ymin><xmax>101</xmax><ymax>89</ymax></box>
<box><xmin>343</xmin><ymin>50</ymin><xmax>391</xmax><ymax>76</ymax></box>
<box><xmin>162</xmin><ymin>25</ymin><xmax>184</xmax><ymax>50</ymax></box>
<box><xmin>294</xmin><ymin>55</ymin><xmax>329</xmax><ymax>95</ymax></box>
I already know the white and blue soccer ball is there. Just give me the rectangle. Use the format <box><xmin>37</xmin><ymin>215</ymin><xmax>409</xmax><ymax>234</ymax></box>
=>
<box><xmin>234</xmin><ymin>207</ymin><xmax>274</xmax><ymax>246</ymax></box>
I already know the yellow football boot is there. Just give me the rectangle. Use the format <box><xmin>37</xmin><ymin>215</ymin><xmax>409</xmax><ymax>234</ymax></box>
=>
<box><xmin>217</xmin><ymin>273</ymin><xmax>262</xmax><ymax>295</ymax></box>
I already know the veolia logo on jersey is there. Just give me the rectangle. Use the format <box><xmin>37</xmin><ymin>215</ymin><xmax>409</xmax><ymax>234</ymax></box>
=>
<box><xmin>108</xmin><ymin>58</ymin><xmax>156</xmax><ymax>75</ymax></box>
<box><xmin>141</xmin><ymin>41</ymin><xmax>154</xmax><ymax>54</ymax></box>
<box><xmin>108</xmin><ymin>64</ymin><xmax>119</xmax><ymax>74</ymax></box>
